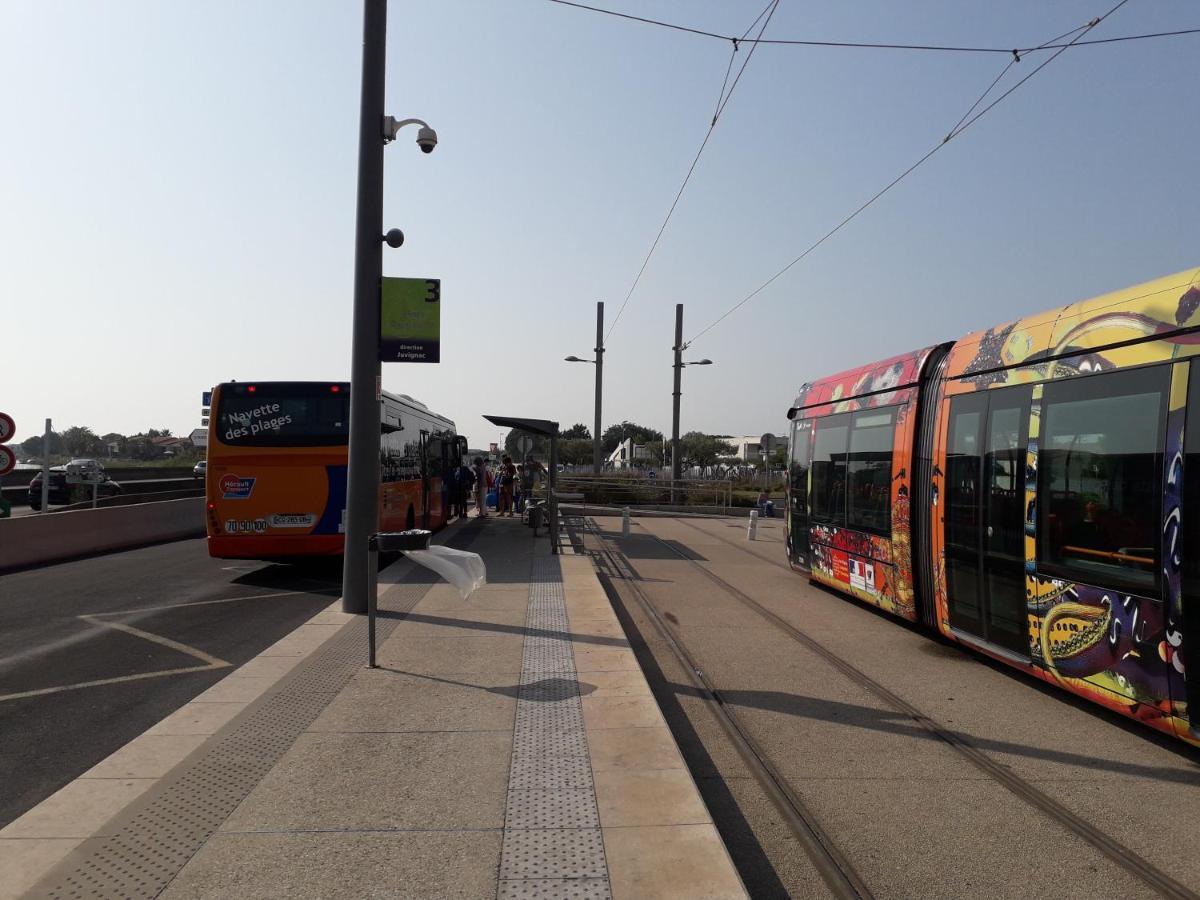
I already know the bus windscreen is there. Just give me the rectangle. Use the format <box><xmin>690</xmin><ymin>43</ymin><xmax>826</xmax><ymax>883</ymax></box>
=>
<box><xmin>217</xmin><ymin>388</ymin><xmax>349</xmax><ymax>446</ymax></box>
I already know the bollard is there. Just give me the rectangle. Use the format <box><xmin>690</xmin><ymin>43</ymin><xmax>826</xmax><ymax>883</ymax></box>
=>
<box><xmin>747</xmin><ymin>509</ymin><xmax>758</xmax><ymax>541</ymax></box>
<box><xmin>622</xmin><ymin>506</ymin><xmax>631</xmax><ymax>537</ymax></box>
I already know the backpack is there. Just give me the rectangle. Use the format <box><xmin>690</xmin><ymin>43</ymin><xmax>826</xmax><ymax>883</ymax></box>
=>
<box><xmin>458</xmin><ymin>465</ymin><xmax>476</xmax><ymax>489</ymax></box>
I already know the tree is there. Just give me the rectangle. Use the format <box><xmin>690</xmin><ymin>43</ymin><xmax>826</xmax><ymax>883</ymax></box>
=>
<box><xmin>559</xmin><ymin>439</ymin><xmax>593</xmax><ymax>466</ymax></box>
<box><xmin>126</xmin><ymin>433</ymin><xmax>165</xmax><ymax>461</ymax></box>
<box><xmin>561</xmin><ymin>423</ymin><xmax>591</xmax><ymax>440</ymax></box>
<box><xmin>504</xmin><ymin>430</ymin><xmax>550</xmax><ymax>461</ymax></box>
<box><xmin>62</xmin><ymin>425</ymin><xmax>102</xmax><ymax>457</ymax></box>
<box><xmin>679</xmin><ymin>432</ymin><xmax>735</xmax><ymax>475</ymax></box>
<box><xmin>20</xmin><ymin>432</ymin><xmax>62</xmax><ymax>458</ymax></box>
<box><xmin>601</xmin><ymin>421</ymin><xmax>663</xmax><ymax>457</ymax></box>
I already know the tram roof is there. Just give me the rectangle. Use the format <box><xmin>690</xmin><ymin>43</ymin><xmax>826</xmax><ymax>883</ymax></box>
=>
<box><xmin>943</xmin><ymin>266</ymin><xmax>1200</xmax><ymax>381</ymax></box>
<box><xmin>788</xmin><ymin>345</ymin><xmax>942</xmax><ymax>418</ymax></box>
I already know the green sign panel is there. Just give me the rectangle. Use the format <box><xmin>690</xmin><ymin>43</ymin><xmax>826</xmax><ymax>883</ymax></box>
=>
<box><xmin>379</xmin><ymin>277</ymin><xmax>440</xmax><ymax>363</ymax></box>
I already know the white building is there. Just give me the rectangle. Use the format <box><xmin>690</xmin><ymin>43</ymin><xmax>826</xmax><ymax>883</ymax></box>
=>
<box><xmin>606</xmin><ymin>437</ymin><xmax>655</xmax><ymax>470</ymax></box>
<box><xmin>727</xmin><ymin>433</ymin><xmax>784</xmax><ymax>463</ymax></box>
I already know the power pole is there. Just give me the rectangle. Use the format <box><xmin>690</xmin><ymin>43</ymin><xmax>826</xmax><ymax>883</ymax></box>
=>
<box><xmin>671</xmin><ymin>303</ymin><xmax>683</xmax><ymax>504</ymax></box>
<box><xmin>341</xmin><ymin>0</ymin><xmax>387</xmax><ymax>615</ymax></box>
<box><xmin>593</xmin><ymin>301</ymin><xmax>604</xmax><ymax>475</ymax></box>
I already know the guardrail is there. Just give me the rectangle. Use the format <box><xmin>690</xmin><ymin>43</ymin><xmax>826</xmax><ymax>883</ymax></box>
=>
<box><xmin>555</xmin><ymin>476</ymin><xmax>735</xmax><ymax>513</ymax></box>
<box><xmin>0</xmin><ymin>497</ymin><xmax>205</xmax><ymax>571</ymax></box>
<box><xmin>2</xmin><ymin>477</ymin><xmax>198</xmax><ymax>510</ymax></box>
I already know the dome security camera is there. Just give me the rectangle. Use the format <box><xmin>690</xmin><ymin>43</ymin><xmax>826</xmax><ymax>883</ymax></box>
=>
<box><xmin>416</xmin><ymin>125</ymin><xmax>438</xmax><ymax>154</ymax></box>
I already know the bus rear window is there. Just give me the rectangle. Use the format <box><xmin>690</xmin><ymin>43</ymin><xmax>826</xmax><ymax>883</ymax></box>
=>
<box><xmin>217</xmin><ymin>392</ymin><xmax>349</xmax><ymax>446</ymax></box>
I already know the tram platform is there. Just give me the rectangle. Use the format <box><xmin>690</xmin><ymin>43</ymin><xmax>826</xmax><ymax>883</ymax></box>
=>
<box><xmin>1</xmin><ymin>516</ymin><xmax>745</xmax><ymax>899</ymax></box>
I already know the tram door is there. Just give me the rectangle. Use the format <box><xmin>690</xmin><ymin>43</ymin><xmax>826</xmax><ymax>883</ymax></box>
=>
<box><xmin>944</xmin><ymin>388</ymin><xmax>1031</xmax><ymax>656</ymax></box>
<box><xmin>788</xmin><ymin>418</ymin><xmax>813</xmax><ymax>570</ymax></box>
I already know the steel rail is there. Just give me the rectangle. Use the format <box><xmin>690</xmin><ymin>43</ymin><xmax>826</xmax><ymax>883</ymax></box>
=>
<box><xmin>631</xmin><ymin>519</ymin><xmax>1200</xmax><ymax>900</ymax></box>
<box><xmin>580</xmin><ymin>519</ymin><xmax>875</xmax><ymax>900</ymax></box>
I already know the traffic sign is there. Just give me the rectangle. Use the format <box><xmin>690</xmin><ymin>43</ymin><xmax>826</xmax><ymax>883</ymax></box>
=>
<box><xmin>190</xmin><ymin>427</ymin><xmax>208</xmax><ymax>448</ymax></box>
<box><xmin>0</xmin><ymin>445</ymin><xmax>16</xmax><ymax>477</ymax></box>
<box><xmin>0</xmin><ymin>412</ymin><xmax>14</xmax><ymax>444</ymax></box>
<box><xmin>515</xmin><ymin>435</ymin><xmax>534</xmax><ymax>457</ymax></box>
<box><xmin>760</xmin><ymin>433</ymin><xmax>776</xmax><ymax>453</ymax></box>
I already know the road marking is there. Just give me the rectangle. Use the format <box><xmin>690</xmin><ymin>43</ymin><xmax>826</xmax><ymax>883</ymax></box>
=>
<box><xmin>0</xmin><ymin>617</ymin><xmax>232</xmax><ymax>703</ymax></box>
<box><xmin>94</xmin><ymin>589</ymin><xmax>323</xmax><ymax>617</ymax></box>
<box><xmin>77</xmin><ymin>615</ymin><xmax>228</xmax><ymax>668</ymax></box>
<box><xmin>0</xmin><ymin>662</ymin><xmax>229</xmax><ymax>702</ymax></box>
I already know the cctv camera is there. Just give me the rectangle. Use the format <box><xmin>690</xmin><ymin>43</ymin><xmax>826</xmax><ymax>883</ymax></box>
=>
<box><xmin>416</xmin><ymin>125</ymin><xmax>438</xmax><ymax>154</ymax></box>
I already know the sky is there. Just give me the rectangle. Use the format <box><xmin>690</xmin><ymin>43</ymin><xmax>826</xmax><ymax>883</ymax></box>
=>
<box><xmin>2</xmin><ymin>1</ymin><xmax>1197</xmax><ymax>449</ymax></box>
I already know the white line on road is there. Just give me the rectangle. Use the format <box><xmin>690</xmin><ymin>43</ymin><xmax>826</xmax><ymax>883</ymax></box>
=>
<box><xmin>94</xmin><ymin>589</ymin><xmax>318</xmax><ymax>617</ymax></box>
<box><xmin>0</xmin><ymin>616</ymin><xmax>232</xmax><ymax>703</ymax></box>
<box><xmin>77</xmin><ymin>615</ymin><xmax>228</xmax><ymax>668</ymax></box>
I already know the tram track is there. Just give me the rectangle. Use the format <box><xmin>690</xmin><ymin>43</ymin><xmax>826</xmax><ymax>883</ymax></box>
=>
<box><xmin>578</xmin><ymin>518</ymin><xmax>873</xmax><ymax>900</ymax></box>
<box><xmin>592</xmin><ymin>515</ymin><xmax>1198</xmax><ymax>900</ymax></box>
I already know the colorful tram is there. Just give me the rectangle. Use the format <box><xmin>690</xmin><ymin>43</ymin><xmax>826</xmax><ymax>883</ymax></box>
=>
<box><xmin>785</xmin><ymin>267</ymin><xmax>1200</xmax><ymax>745</ymax></box>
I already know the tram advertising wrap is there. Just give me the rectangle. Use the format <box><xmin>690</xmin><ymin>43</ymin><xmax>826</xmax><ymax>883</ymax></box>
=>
<box><xmin>206</xmin><ymin>381</ymin><xmax>460</xmax><ymax>559</ymax></box>
<box><xmin>785</xmin><ymin>266</ymin><xmax>1200</xmax><ymax>746</ymax></box>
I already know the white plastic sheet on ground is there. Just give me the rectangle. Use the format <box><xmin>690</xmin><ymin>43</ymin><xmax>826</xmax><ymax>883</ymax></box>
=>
<box><xmin>406</xmin><ymin>545</ymin><xmax>487</xmax><ymax>599</ymax></box>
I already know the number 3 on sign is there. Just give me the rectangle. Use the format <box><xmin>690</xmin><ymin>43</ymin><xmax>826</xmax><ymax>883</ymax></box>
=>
<box><xmin>425</xmin><ymin>279</ymin><xmax>440</xmax><ymax>303</ymax></box>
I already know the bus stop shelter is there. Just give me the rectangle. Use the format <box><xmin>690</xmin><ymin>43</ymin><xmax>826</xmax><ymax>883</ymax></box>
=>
<box><xmin>483</xmin><ymin>414</ymin><xmax>560</xmax><ymax>554</ymax></box>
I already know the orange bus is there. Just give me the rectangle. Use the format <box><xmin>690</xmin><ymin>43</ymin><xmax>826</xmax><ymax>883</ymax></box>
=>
<box><xmin>205</xmin><ymin>381</ymin><xmax>462</xmax><ymax>559</ymax></box>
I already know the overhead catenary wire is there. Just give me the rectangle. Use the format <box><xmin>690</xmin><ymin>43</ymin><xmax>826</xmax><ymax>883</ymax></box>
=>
<box><xmin>684</xmin><ymin>0</ymin><xmax>1132</xmax><ymax>347</ymax></box>
<box><xmin>604</xmin><ymin>0</ymin><xmax>780</xmax><ymax>343</ymax></box>
<box><xmin>541</xmin><ymin>0</ymin><xmax>1199</xmax><ymax>55</ymax></box>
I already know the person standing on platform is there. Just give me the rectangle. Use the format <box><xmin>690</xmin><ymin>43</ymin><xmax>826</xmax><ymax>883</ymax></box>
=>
<box><xmin>450</xmin><ymin>458</ymin><xmax>474</xmax><ymax>519</ymax></box>
<box><xmin>472</xmin><ymin>457</ymin><xmax>489</xmax><ymax>518</ymax></box>
<box><xmin>498</xmin><ymin>455</ymin><xmax>518</xmax><ymax>517</ymax></box>
<box><xmin>519</xmin><ymin>455</ymin><xmax>547</xmax><ymax>514</ymax></box>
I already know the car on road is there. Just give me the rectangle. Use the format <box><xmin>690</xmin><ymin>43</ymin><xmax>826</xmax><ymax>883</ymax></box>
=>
<box><xmin>28</xmin><ymin>462</ymin><xmax>122</xmax><ymax>510</ymax></box>
<box><xmin>193</xmin><ymin>460</ymin><xmax>207</xmax><ymax>480</ymax></box>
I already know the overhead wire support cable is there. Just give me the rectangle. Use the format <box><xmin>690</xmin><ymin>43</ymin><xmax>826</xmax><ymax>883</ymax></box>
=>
<box><xmin>684</xmin><ymin>0</ymin><xmax>1132</xmax><ymax>347</ymax></box>
<box><xmin>604</xmin><ymin>0</ymin><xmax>780</xmax><ymax>343</ymax></box>
<box><xmin>540</xmin><ymin>0</ymin><xmax>1199</xmax><ymax>54</ymax></box>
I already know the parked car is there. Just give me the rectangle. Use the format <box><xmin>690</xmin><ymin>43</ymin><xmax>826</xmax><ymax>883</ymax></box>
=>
<box><xmin>193</xmin><ymin>460</ymin><xmax>207</xmax><ymax>480</ymax></box>
<box><xmin>28</xmin><ymin>464</ymin><xmax>122</xmax><ymax>510</ymax></box>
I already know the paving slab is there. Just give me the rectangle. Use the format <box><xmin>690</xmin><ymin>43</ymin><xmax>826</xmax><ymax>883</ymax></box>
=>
<box><xmin>6</xmin><ymin>516</ymin><xmax>745</xmax><ymax>899</ymax></box>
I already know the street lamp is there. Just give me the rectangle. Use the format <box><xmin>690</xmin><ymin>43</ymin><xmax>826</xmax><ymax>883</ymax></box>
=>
<box><xmin>670</xmin><ymin>304</ymin><xmax>713</xmax><ymax>501</ymax></box>
<box><xmin>563</xmin><ymin>301</ymin><xmax>604</xmax><ymax>474</ymax></box>
<box><xmin>341</xmin><ymin>0</ymin><xmax>440</xmax><ymax>616</ymax></box>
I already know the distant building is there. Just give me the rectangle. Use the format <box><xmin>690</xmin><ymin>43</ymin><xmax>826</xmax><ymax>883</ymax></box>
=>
<box><xmin>606</xmin><ymin>438</ymin><xmax>653</xmax><ymax>470</ymax></box>
<box><xmin>727</xmin><ymin>433</ymin><xmax>784</xmax><ymax>463</ymax></box>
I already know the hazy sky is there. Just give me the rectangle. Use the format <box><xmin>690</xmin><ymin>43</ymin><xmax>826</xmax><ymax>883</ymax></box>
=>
<box><xmin>2</xmin><ymin>1</ymin><xmax>1197</xmax><ymax>448</ymax></box>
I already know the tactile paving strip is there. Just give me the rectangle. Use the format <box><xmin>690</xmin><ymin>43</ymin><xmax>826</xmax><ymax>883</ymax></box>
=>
<box><xmin>35</xmin><ymin>526</ymin><xmax>483</xmax><ymax>900</ymax></box>
<box><xmin>498</xmin><ymin>556</ymin><xmax>612</xmax><ymax>899</ymax></box>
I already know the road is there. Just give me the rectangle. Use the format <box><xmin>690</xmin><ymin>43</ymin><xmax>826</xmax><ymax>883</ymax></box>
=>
<box><xmin>0</xmin><ymin>538</ymin><xmax>342</xmax><ymax>828</ymax></box>
<box><xmin>573</xmin><ymin>514</ymin><xmax>1200</xmax><ymax>899</ymax></box>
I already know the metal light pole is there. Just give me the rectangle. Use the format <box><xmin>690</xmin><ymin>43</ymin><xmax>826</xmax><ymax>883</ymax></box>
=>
<box><xmin>340</xmin><ymin>1</ymin><xmax>439</xmax><ymax>615</ymax></box>
<box><xmin>593</xmin><ymin>301</ymin><xmax>604</xmax><ymax>475</ymax></box>
<box><xmin>341</xmin><ymin>0</ymin><xmax>388</xmax><ymax>615</ymax></box>
<box><xmin>669</xmin><ymin>304</ymin><xmax>711</xmax><ymax>505</ymax></box>
<box><xmin>671</xmin><ymin>304</ymin><xmax>683</xmax><ymax>502</ymax></box>
<box><xmin>563</xmin><ymin>300</ymin><xmax>605</xmax><ymax>476</ymax></box>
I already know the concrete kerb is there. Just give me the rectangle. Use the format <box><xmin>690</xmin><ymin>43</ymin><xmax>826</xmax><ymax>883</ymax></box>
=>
<box><xmin>0</xmin><ymin>519</ymin><xmax>459</xmax><ymax>900</ymax></box>
<box><xmin>559</xmin><ymin>555</ymin><xmax>748</xmax><ymax>898</ymax></box>
<box><xmin>2</xmin><ymin>517</ymin><xmax>747</xmax><ymax>899</ymax></box>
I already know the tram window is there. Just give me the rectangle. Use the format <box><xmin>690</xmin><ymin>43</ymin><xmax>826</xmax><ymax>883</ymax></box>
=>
<box><xmin>789</xmin><ymin>419</ymin><xmax>813</xmax><ymax>515</ymax></box>
<box><xmin>847</xmin><ymin>409</ymin><xmax>895</xmax><ymax>535</ymax></box>
<box><xmin>811</xmin><ymin>414</ymin><xmax>850</xmax><ymax>523</ymax></box>
<box><xmin>1038</xmin><ymin>366</ymin><xmax>1167</xmax><ymax>593</ymax></box>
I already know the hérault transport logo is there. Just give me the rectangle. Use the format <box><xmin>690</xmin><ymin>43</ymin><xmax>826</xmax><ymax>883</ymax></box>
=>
<box><xmin>220</xmin><ymin>474</ymin><xmax>256</xmax><ymax>499</ymax></box>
